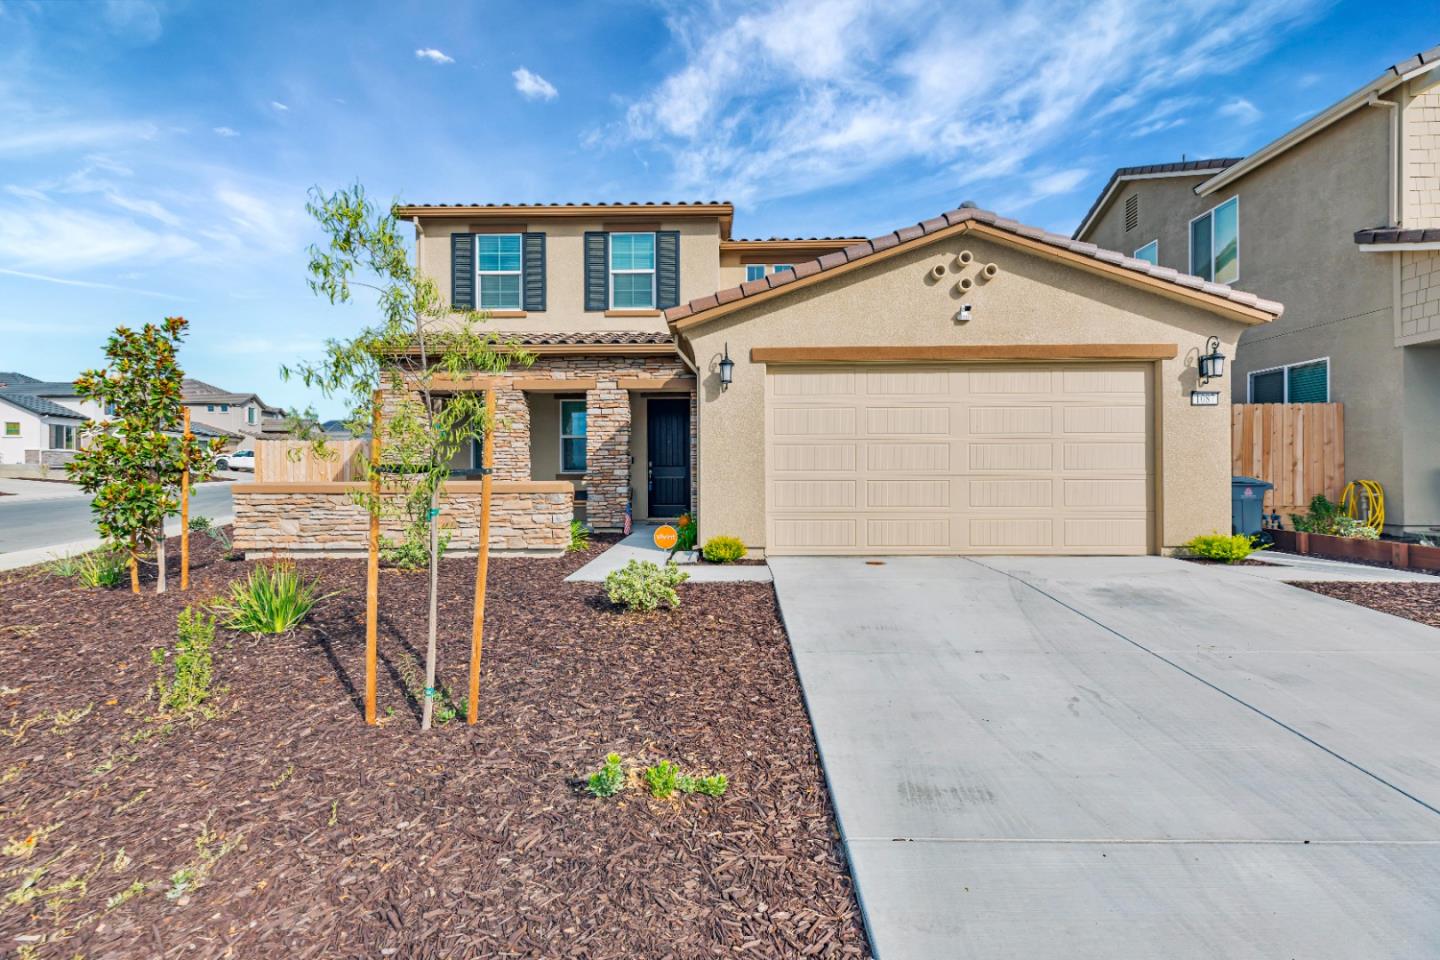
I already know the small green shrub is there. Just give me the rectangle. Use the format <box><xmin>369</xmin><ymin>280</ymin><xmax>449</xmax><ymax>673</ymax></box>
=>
<box><xmin>49</xmin><ymin>549</ymin><xmax>126</xmax><ymax>588</ymax></box>
<box><xmin>644</xmin><ymin>760</ymin><xmax>680</xmax><ymax>799</ymax></box>
<box><xmin>216</xmin><ymin>561</ymin><xmax>327</xmax><ymax>635</ymax></box>
<box><xmin>187</xmin><ymin>515</ymin><xmax>213</xmax><ymax>532</ymax></box>
<box><xmin>1332</xmin><ymin>516</ymin><xmax>1380</xmax><ymax>540</ymax></box>
<box><xmin>701</xmin><ymin>535</ymin><xmax>747</xmax><ymax>563</ymax></box>
<box><xmin>153</xmin><ymin>607</ymin><xmax>215</xmax><ymax>716</ymax></box>
<box><xmin>189</xmin><ymin>515</ymin><xmax>232</xmax><ymax>552</ymax></box>
<box><xmin>586</xmin><ymin>753</ymin><xmax>625</xmax><ymax>798</ymax></box>
<box><xmin>381</xmin><ymin>525</ymin><xmax>451</xmax><ymax>571</ymax></box>
<box><xmin>677</xmin><ymin>773</ymin><xmax>729</xmax><ymax>798</ymax></box>
<box><xmin>1184</xmin><ymin>532</ymin><xmax>1266</xmax><ymax>564</ymax></box>
<box><xmin>1291</xmin><ymin>494</ymin><xmax>1381</xmax><ymax>539</ymax></box>
<box><xmin>604</xmin><ymin>560</ymin><xmax>689</xmax><ymax>613</ymax></box>
<box><xmin>567</xmin><ymin>520</ymin><xmax>591</xmax><ymax>553</ymax></box>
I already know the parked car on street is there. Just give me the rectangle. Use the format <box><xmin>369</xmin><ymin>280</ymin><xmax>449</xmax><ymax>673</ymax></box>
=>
<box><xmin>216</xmin><ymin>449</ymin><xmax>255</xmax><ymax>472</ymax></box>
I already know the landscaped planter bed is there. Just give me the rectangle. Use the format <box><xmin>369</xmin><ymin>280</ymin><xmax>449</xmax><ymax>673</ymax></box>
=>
<box><xmin>1269</xmin><ymin>529</ymin><xmax>1440</xmax><ymax>573</ymax></box>
<box><xmin>0</xmin><ymin>533</ymin><xmax>869</xmax><ymax>958</ymax></box>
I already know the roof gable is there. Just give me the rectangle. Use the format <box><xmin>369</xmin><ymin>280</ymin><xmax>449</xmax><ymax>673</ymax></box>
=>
<box><xmin>1073</xmin><ymin>158</ymin><xmax>1241</xmax><ymax>240</ymax></box>
<box><xmin>666</xmin><ymin>205</ymin><xmax>1282</xmax><ymax>332</ymax></box>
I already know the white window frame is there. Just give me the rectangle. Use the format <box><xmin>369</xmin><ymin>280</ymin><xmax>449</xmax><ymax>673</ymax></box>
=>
<box><xmin>1188</xmin><ymin>195</ymin><xmax>1240</xmax><ymax>284</ymax></box>
<box><xmin>475</xmin><ymin>233</ymin><xmax>523</xmax><ymax>311</ymax></box>
<box><xmin>1247</xmin><ymin>356</ymin><xmax>1330</xmax><ymax>403</ymax></box>
<box><xmin>1133</xmin><ymin>240</ymin><xmax>1158</xmax><ymax>264</ymax></box>
<box><xmin>3</xmin><ymin>421</ymin><xmax>19</xmax><ymax>437</ymax></box>
<box><xmin>49</xmin><ymin>423</ymin><xmax>76</xmax><ymax>450</ymax></box>
<box><xmin>609</xmin><ymin>232</ymin><xmax>656</xmax><ymax>310</ymax></box>
<box><xmin>559</xmin><ymin>398</ymin><xmax>587</xmax><ymax>473</ymax></box>
<box><xmin>745</xmin><ymin>264</ymin><xmax>766</xmax><ymax>282</ymax></box>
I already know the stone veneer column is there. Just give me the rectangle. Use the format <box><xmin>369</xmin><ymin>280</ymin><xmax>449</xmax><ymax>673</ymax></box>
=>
<box><xmin>491</xmin><ymin>384</ymin><xmax>530</xmax><ymax>482</ymax></box>
<box><xmin>584</xmin><ymin>380</ymin><xmax>631</xmax><ymax>529</ymax></box>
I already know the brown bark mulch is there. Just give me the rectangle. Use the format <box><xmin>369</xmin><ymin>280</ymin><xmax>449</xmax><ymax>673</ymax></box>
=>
<box><xmin>0</xmin><ymin>531</ymin><xmax>870</xmax><ymax>959</ymax></box>
<box><xmin>1292</xmin><ymin>581</ymin><xmax>1440</xmax><ymax>629</ymax></box>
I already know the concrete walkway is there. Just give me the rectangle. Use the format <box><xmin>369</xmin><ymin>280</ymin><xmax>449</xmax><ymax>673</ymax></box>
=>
<box><xmin>1227</xmin><ymin>550</ymin><xmax>1440</xmax><ymax>582</ymax></box>
<box><xmin>565</xmin><ymin>524</ymin><xmax>772</xmax><ymax>583</ymax></box>
<box><xmin>771</xmin><ymin>555</ymin><xmax>1440</xmax><ymax>959</ymax></box>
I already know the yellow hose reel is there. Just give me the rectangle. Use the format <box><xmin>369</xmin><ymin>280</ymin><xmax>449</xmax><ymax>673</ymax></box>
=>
<box><xmin>1339</xmin><ymin>479</ymin><xmax>1385</xmax><ymax>533</ymax></box>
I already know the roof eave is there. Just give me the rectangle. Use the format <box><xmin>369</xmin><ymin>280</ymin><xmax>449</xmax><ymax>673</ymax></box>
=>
<box><xmin>1073</xmin><ymin>166</ymin><xmax>1235</xmax><ymax>240</ymax></box>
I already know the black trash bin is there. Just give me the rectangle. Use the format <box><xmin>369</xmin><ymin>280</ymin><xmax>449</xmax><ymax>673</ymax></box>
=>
<box><xmin>1232</xmin><ymin>476</ymin><xmax>1274</xmax><ymax>536</ymax></box>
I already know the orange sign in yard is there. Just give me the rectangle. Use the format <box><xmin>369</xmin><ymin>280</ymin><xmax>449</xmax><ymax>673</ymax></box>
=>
<box><xmin>654</xmin><ymin>525</ymin><xmax>678</xmax><ymax>550</ymax></box>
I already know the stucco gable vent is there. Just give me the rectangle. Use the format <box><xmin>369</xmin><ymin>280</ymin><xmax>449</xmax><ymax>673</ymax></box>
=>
<box><xmin>1124</xmin><ymin>194</ymin><xmax>1139</xmax><ymax>232</ymax></box>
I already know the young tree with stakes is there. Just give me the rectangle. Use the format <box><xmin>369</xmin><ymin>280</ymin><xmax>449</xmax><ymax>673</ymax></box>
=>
<box><xmin>69</xmin><ymin>317</ymin><xmax>220</xmax><ymax>594</ymax></box>
<box><xmin>285</xmin><ymin>184</ymin><xmax>533</xmax><ymax>730</ymax></box>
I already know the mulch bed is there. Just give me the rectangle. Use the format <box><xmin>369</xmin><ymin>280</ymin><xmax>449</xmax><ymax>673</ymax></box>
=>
<box><xmin>0</xmin><ymin>531</ymin><xmax>869</xmax><ymax>958</ymax></box>
<box><xmin>1292</xmin><ymin>581</ymin><xmax>1440</xmax><ymax>629</ymax></box>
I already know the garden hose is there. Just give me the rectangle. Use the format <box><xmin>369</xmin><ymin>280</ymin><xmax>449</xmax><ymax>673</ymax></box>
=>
<box><xmin>1339</xmin><ymin>479</ymin><xmax>1385</xmax><ymax>533</ymax></box>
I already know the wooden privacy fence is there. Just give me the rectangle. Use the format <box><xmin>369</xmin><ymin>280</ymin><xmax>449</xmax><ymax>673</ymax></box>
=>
<box><xmin>1231</xmin><ymin>403</ymin><xmax>1344</xmax><ymax>516</ymax></box>
<box><xmin>254</xmin><ymin>439</ymin><xmax>369</xmax><ymax>482</ymax></box>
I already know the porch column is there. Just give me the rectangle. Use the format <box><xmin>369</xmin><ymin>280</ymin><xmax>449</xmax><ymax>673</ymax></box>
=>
<box><xmin>584</xmin><ymin>380</ymin><xmax>631</xmax><ymax>529</ymax></box>
<box><xmin>491</xmin><ymin>385</ymin><xmax>531</xmax><ymax>481</ymax></box>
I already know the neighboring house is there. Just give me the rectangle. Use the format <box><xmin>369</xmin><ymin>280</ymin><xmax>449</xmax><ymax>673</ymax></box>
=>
<box><xmin>181</xmin><ymin>379</ymin><xmax>287</xmax><ymax>442</ymax></box>
<box><xmin>0</xmin><ymin>379</ymin><xmax>102</xmax><ymax>467</ymax></box>
<box><xmin>237</xmin><ymin>200</ymin><xmax>1280</xmax><ymax>558</ymax></box>
<box><xmin>1075</xmin><ymin>43</ymin><xmax>1440</xmax><ymax>532</ymax></box>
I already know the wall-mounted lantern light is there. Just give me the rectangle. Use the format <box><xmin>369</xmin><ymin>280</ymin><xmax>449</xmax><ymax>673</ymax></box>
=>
<box><xmin>719</xmin><ymin>343</ymin><xmax>734</xmax><ymax>391</ymax></box>
<box><xmin>1198</xmin><ymin>336</ymin><xmax>1225</xmax><ymax>385</ymax></box>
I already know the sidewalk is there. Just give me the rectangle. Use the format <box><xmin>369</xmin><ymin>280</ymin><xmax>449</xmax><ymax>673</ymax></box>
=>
<box><xmin>565</xmin><ymin>524</ymin><xmax>772</xmax><ymax>583</ymax></box>
<box><xmin>0</xmin><ymin>478</ymin><xmax>88</xmax><ymax>500</ymax></box>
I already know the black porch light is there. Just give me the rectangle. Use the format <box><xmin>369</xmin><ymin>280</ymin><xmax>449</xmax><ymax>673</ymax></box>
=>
<box><xmin>1198</xmin><ymin>336</ymin><xmax>1225</xmax><ymax>385</ymax></box>
<box><xmin>719</xmin><ymin>343</ymin><xmax>735</xmax><ymax>391</ymax></box>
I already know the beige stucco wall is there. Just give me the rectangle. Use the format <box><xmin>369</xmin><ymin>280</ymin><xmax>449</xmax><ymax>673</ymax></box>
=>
<box><xmin>682</xmin><ymin>232</ymin><xmax>1256</xmax><ymax>553</ymax></box>
<box><xmin>416</xmin><ymin>216</ymin><xmax>721</xmax><ymax>337</ymax></box>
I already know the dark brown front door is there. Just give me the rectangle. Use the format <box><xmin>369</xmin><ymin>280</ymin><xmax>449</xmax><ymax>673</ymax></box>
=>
<box><xmin>647</xmin><ymin>397</ymin><xmax>690</xmax><ymax>517</ymax></box>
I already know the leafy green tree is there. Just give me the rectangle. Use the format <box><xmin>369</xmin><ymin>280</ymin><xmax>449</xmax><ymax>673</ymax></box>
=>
<box><xmin>284</xmin><ymin>183</ymin><xmax>533</xmax><ymax>730</ymax></box>
<box><xmin>68</xmin><ymin>317</ymin><xmax>220</xmax><ymax>593</ymax></box>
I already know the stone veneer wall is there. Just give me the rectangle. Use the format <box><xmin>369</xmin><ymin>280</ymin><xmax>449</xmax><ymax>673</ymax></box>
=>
<box><xmin>232</xmin><ymin>482</ymin><xmax>572</xmax><ymax>557</ymax></box>
<box><xmin>1400</xmin><ymin>250</ymin><xmax>1440</xmax><ymax>343</ymax></box>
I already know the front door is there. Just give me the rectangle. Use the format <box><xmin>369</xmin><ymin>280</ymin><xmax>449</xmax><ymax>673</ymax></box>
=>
<box><xmin>647</xmin><ymin>397</ymin><xmax>690</xmax><ymax>517</ymax></box>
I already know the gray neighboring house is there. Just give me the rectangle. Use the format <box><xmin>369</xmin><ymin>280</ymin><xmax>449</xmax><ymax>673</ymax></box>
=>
<box><xmin>1075</xmin><ymin>43</ymin><xmax>1440</xmax><ymax>533</ymax></box>
<box><xmin>182</xmin><ymin>379</ymin><xmax>287</xmax><ymax>446</ymax></box>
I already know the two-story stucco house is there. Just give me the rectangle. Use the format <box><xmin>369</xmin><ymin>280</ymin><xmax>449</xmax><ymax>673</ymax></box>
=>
<box><xmin>237</xmin><ymin>198</ymin><xmax>1283</xmax><ymax>559</ymax></box>
<box><xmin>1075</xmin><ymin>43</ymin><xmax>1440</xmax><ymax>533</ymax></box>
<box><xmin>182</xmin><ymin>379</ymin><xmax>286</xmax><ymax>445</ymax></box>
<box><xmin>0</xmin><ymin>373</ymin><xmax>101</xmax><ymax>468</ymax></box>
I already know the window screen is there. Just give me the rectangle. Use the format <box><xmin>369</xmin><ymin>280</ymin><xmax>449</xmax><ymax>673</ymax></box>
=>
<box><xmin>1250</xmin><ymin>369</ymin><xmax>1284</xmax><ymax>403</ymax></box>
<box><xmin>1286</xmin><ymin>360</ymin><xmax>1328</xmax><ymax>403</ymax></box>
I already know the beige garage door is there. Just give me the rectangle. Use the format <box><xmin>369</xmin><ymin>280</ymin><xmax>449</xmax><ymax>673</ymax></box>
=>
<box><xmin>765</xmin><ymin>363</ymin><xmax>1154</xmax><ymax>555</ymax></box>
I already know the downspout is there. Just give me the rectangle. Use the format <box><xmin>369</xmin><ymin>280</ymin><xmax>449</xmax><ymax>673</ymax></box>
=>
<box><xmin>1366</xmin><ymin>92</ymin><xmax>1400</xmax><ymax>227</ymax></box>
<box><xmin>412</xmin><ymin>216</ymin><xmax>424</xmax><ymax>272</ymax></box>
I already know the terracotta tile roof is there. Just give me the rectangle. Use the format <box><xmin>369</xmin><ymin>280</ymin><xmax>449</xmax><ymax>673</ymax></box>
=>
<box><xmin>665</xmin><ymin>205</ymin><xmax>1283</xmax><ymax>326</ymax></box>
<box><xmin>1074</xmin><ymin>157</ymin><xmax>1243</xmax><ymax>239</ymax></box>
<box><xmin>395</xmin><ymin>201</ymin><xmax>729</xmax><ymax>212</ymax></box>
<box><xmin>511</xmin><ymin>331</ymin><xmax>674</xmax><ymax>346</ymax></box>
<box><xmin>727</xmin><ymin>236</ymin><xmax>865</xmax><ymax>243</ymax></box>
<box><xmin>1354</xmin><ymin>227</ymin><xmax>1440</xmax><ymax>245</ymax></box>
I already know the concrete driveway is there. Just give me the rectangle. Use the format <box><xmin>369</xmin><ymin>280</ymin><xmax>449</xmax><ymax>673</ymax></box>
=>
<box><xmin>769</xmin><ymin>555</ymin><xmax>1440</xmax><ymax>959</ymax></box>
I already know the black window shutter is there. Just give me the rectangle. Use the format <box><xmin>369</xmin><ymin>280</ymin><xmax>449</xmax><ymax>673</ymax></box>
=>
<box><xmin>451</xmin><ymin>233</ymin><xmax>475</xmax><ymax>310</ymax></box>
<box><xmin>656</xmin><ymin>230</ymin><xmax>680</xmax><ymax>309</ymax></box>
<box><xmin>584</xmin><ymin>231</ymin><xmax>609</xmax><ymax>311</ymax></box>
<box><xmin>523</xmin><ymin>232</ymin><xmax>546</xmax><ymax>312</ymax></box>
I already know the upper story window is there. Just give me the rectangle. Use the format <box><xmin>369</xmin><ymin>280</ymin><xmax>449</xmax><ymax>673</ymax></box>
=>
<box><xmin>745</xmin><ymin>264</ymin><xmax>795</xmax><ymax>282</ymax></box>
<box><xmin>247</xmin><ymin>405</ymin><xmax>257</xmax><ymax>425</ymax></box>
<box><xmin>1190</xmin><ymin>196</ymin><xmax>1239</xmax><ymax>284</ymax></box>
<box><xmin>477</xmin><ymin>234</ymin><xmax>523</xmax><ymax>310</ymax></box>
<box><xmin>206</xmin><ymin>404</ymin><xmax>215</xmax><ymax>412</ymax></box>
<box><xmin>1249</xmin><ymin>358</ymin><xmax>1329</xmax><ymax>404</ymax></box>
<box><xmin>221</xmin><ymin>403</ymin><xmax>230</xmax><ymax>413</ymax></box>
<box><xmin>610</xmin><ymin>232</ymin><xmax>656</xmax><ymax>309</ymax></box>
<box><xmin>1133</xmin><ymin>240</ymin><xmax>1158</xmax><ymax>265</ymax></box>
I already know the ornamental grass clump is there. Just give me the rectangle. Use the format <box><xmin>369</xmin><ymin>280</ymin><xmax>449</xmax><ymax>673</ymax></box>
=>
<box><xmin>216</xmin><ymin>561</ymin><xmax>328</xmax><ymax>635</ymax></box>
<box><xmin>604</xmin><ymin>560</ymin><xmax>689</xmax><ymax>613</ymax></box>
<box><xmin>1184</xmin><ymin>532</ymin><xmax>1267</xmax><ymax>564</ymax></box>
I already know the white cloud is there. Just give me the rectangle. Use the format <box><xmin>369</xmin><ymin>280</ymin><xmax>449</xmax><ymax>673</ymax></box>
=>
<box><xmin>0</xmin><ymin>200</ymin><xmax>198</xmax><ymax>271</ymax></box>
<box><xmin>213</xmin><ymin>126</ymin><xmax>239</xmax><ymax>137</ymax></box>
<box><xmin>618</xmin><ymin>0</ymin><xmax>1321</xmax><ymax>208</ymax></box>
<box><xmin>1218</xmin><ymin>97</ymin><xmax>1262</xmax><ymax>124</ymax></box>
<box><xmin>0</xmin><ymin>121</ymin><xmax>158</xmax><ymax>156</ymax></box>
<box><xmin>0</xmin><ymin>266</ymin><xmax>181</xmax><ymax>300</ymax></box>
<box><xmin>270</xmin><ymin>100</ymin><xmax>289</xmax><ymax>112</ymax></box>
<box><xmin>512</xmin><ymin>67</ymin><xmax>558</xmax><ymax>101</ymax></box>
<box><xmin>415</xmin><ymin>48</ymin><xmax>454</xmax><ymax>65</ymax></box>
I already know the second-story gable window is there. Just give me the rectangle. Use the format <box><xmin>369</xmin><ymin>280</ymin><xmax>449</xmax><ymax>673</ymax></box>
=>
<box><xmin>1133</xmin><ymin>240</ymin><xmax>1158</xmax><ymax>265</ymax></box>
<box><xmin>477</xmin><ymin>234</ymin><xmax>523</xmax><ymax>310</ymax></box>
<box><xmin>610</xmin><ymin>232</ymin><xmax>656</xmax><ymax>309</ymax></box>
<box><xmin>1189</xmin><ymin>196</ymin><xmax>1239</xmax><ymax>284</ymax></box>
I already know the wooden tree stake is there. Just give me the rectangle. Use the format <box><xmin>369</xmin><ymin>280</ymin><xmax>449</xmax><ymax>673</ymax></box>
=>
<box><xmin>468</xmin><ymin>388</ymin><xmax>496</xmax><ymax>725</ymax></box>
<box><xmin>365</xmin><ymin>396</ymin><xmax>382</xmax><ymax>725</ymax></box>
<box><xmin>180</xmin><ymin>406</ymin><xmax>191</xmax><ymax>591</ymax></box>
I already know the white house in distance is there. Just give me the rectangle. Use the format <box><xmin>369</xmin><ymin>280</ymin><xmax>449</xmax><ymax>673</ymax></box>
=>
<box><xmin>0</xmin><ymin>373</ymin><xmax>103</xmax><ymax>468</ymax></box>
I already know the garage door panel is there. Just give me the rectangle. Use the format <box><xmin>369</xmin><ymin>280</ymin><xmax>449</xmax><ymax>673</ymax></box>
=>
<box><xmin>773</xmin><ymin>443</ymin><xmax>857</xmax><ymax>472</ymax></box>
<box><xmin>765</xmin><ymin>362</ymin><xmax>1152</xmax><ymax>556</ymax></box>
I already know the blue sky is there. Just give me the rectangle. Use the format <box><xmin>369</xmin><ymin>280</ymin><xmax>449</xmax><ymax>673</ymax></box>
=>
<box><xmin>0</xmin><ymin>0</ymin><xmax>1433</xmax><ymax>418</ymax></box>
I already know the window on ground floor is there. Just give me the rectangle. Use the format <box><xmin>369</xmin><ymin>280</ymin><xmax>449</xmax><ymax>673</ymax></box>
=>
<box><xmin>560</xmin><ymin>399</ymin><xmax>587</xmax><ymax>472</ymax></box>
<box><xmin>49</xmin><ymin>424</ymin><xmax>76</xmax><ymax>450</ymax></box>
<box><xmin>4</xmin><ymin>421</ymin><xmax>18</xmax><ymax>437</ymax></box>
<box><xmin>1248</xmin><ymin>358</ymin><xmax>1328</xmax><ymax>403</ymax></box>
